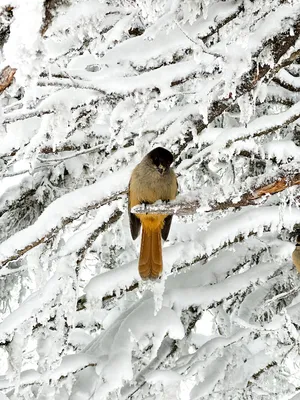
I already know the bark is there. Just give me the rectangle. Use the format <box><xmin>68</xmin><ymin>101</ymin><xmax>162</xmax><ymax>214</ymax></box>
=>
<box><xmin>0</xmin><ymin>65</ymin><xmax>16</xmax><ymax>93</ymax></box>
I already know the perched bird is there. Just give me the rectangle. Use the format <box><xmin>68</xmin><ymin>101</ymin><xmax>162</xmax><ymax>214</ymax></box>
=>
<box><xmin>292</xmin><ymin>235</ymin><xmax>300</xmax><ymax>273</ymax></box>
<box><xmin>128</xmin><ymin>147</ymin><xmax>177</xmax><ymax>280</ymax></box>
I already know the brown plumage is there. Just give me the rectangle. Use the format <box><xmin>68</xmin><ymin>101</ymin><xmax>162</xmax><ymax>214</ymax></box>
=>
<box><xmin>292</xmin><ymin>235</ymin><xmax>300</xmax><ymax>273</ymax></box>
<box><xmin>128</xmin><ymin>147</ymin><xmax>177</xmax><ymax>280</ymax></box>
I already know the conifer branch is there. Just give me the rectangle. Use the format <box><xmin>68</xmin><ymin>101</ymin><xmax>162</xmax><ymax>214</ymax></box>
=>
<box><xmin>132</xmin><ymin>172</ymin><xmax>300</xmax><ymax>216</ymax></box>
<box><xmin>176</xmin><ymin>20</ymin><xmax>300</xmax><ymax>155</ymax></box>
<box><xmin>0</xmin><ymin>193</ymin><xmax>125</xmax><ymax>269</ymax></box>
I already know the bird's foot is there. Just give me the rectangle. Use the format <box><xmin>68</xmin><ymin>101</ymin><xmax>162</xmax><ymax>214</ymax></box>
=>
<box><xmin>141</xmin><ymin>201</ymin><xmax>149</xmax><ymax>214</ymax></box>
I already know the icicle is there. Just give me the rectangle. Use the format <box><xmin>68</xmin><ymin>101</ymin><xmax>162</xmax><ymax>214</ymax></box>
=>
<box><xmin>237</xmin><ymin>92</ymin><xmax>254</xmax><ymax>125</ymax></box>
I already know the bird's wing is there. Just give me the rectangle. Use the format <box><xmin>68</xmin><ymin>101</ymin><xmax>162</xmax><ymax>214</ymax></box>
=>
<box><xmin>128</xmin><ymin>180</ymin><xmax>141</xmax><ymax>240</ymax></box>
<box><xmin>161</xmin><ymin>215</ymin><xmax>173</xmax><ymax>241</ymax></box>
<box><xmin>161</xmin><ymin>174</ymin><xmax>178</xmax><ymax>241</ymax></box>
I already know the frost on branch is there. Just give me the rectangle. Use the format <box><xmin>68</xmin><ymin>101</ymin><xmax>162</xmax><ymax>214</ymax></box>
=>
<box><xmin>0</xmin><ymin>1</ymin><xmax>300</xmax><ymax>399</ymax></box>
<box><xmin>132</xmin><ymin>170</ymin><xmax>300</xmax><ymax>216</ymax></box>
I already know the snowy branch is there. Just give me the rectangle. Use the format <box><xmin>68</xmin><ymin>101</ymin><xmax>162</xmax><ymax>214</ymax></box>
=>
<box><xmin>37</xmin><ymin>143</ymin><xmax>105</xmax><ymax>163</ymax></box>
<box><xmin>0</xmin><ymin>190</ymin><xmax>126</xmax><ymax>269</ymax></box>
<box><xmin>37</xmin><ymin>78</ymin><xmax>112</xmax><ymax>95</ymax></box>
<box><xmin>77</xmin><ymin>237</ymin><xmax>270</xmax><ymax>312</ymax></box>
<box><xmin>40</xmin><ymin>0</ymin><xmax>70</xmax><ymax>35</ymax></box>
<box><xmin>181</xmin><ymin>23</ymin><xmax>300</xmax><ymax>147</ymax></box>
<box><xmin>181</xmin><ymin>101</ymin><xmax>300</xmax><ymax>171</ymax></box>
<box><xmin>274</xmin><ymin>69</ymin><xmax>300</xmax><ymax>92</ymax></box>
<box><xmin>75</xmin><ymin>208</ymin><xmax>123</xmax><ymax>273</ymax></box>
<box><xmin>2</xmin><ymin>109</ymin><xmax>54</xmax><ymax>124</ymax></box>
<box><xmin>2</xmin><ymin>2</ymin><xmax>300</xmax><ymax>398</ymax></box>
<box><xmin>132</xmin><ymin>172</ymin><xmax>300</xmax><ymax>216</ymax></box>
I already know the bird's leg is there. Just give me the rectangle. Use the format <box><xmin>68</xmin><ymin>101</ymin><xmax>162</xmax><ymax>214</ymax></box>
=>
<box><xmin>141</xmin><ymin>201</ymin><xmax>149</xmax><ymax>215</ymax></box>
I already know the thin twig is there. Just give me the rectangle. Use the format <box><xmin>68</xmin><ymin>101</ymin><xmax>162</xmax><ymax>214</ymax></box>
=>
<box><xmin>37</xmin><ymin>143</ymin><xmax>105</xmax><ymax>163</ymax></box>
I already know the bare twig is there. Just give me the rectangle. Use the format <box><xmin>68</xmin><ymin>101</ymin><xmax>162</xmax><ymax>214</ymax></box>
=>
<box><xmin>0</xmin><ymin>65</ymin><xmax>16</xmax><ymax>93</ymax></box>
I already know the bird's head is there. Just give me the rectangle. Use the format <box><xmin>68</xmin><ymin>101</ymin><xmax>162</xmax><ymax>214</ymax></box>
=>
<box><xmin>148</xmin><ymin>147</ymin><xmax>174</xmax><ymax>175</ymax></box>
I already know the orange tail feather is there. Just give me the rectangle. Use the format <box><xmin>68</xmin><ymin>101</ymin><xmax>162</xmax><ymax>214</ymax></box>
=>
<box><xmin>139</xmin><ymin>228</ymin><xmax>162</xmax><ymax>280</ymax></box>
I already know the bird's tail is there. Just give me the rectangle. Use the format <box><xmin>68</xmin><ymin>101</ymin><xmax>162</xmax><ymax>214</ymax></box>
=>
<box><xmin>139</xmin><ymin>228</ymin><xmax>162</xmax><ymax>280</ymax></box>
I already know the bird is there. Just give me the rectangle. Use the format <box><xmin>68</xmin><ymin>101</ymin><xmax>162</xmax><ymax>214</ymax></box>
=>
<box><xmin>292</xmin><ymin>235</ymin><xmax>300</xmax><ymax>273</ymax></box>
<box><xmin>128</xmin><ymin>147</ymin><xmax>177</xmax><ymax>280</ymax></box>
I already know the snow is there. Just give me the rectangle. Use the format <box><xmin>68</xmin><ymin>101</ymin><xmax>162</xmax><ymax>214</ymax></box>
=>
<box><xmin>165</xmin><ymin>261</ymin><xmax>280</xmax><ymax>311</ymax></box>
<box><xmin>50</xmin><ymin>354</ymin><xmax>98</xmax><ymax>380</ymax></box>
<box><xmin>263</xmin><ymin>140</ymin><xmax>300</xmax><ymax>161</ymax></box>
<box><xmin>3</xmin><ymin>0</ymin><xmax>44</xmax><ymax>86</ymax></box>
<box><xmin>47</xmin><ymin>0</ymin><xmax>116</xmax><ymax>35</ymax></box>
<box><xmin>179</xmin><ymin>100</ymin><xmax>300</xmax><ymax>171</ymax></box>
<box><xmin>0</xmin><ymin>169</ymin><xmax>130</xmax><ymax>266</ymax></box>
<box><xmin>0</xmin><ymin>273</ymin><xmax>62</xmax><ymax>337</ymax></box>
<box><xmin>277</xmin><ymin>69</ymin><xmax>300</xmax><ymax>90</ymax></box>
<box><xmin>0</xmin><ymin>0</ymin><xmax>300</xmax><ymax>399</ymax></box>
<box><xmin>58</xmin><ymin>204</ymin><xmax>120</xmax><ymax>258</ymax></box>
<box><xmin>146</xmin><ymin>370</ymin><xmax>181</xmax><ymax>384</ymax></box>
<box><xmin>85</xmin><ymin>259</ymin><xmax>139</xmax><ymax>299</ymax></box>
<box><xmin>86</xmin><ymin>206</ymin><xmax>300</xmax><ymax>304</ymax></box>
<box><xmin>0</xmin><ymin>368</ymin><xmax>40</xmax><ymax>390</ymax></box>
<box><xmin>100</xmin><ymin>1</ymin><xmax>239</xmax><ymax>67</ymax></box>
<box><xmin>190</xmin><ymin>354</ymin><xmax>229</xmax><ymax>399</ymax></box>
<box><xmin>80</xmin><ymin>300</ymin><xmax>184</xmax><ymax>398</ymax></box>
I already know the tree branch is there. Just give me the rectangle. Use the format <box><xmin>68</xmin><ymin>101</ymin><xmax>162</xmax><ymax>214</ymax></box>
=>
<box><xmin>0</xmin><ymin>191</ymin><xmax>126</xmax><ymax>269</ymax></box>
<box><xmin>181</xmin><ymin>100</ymin><xmax>300</xmax><ymax>171</ymax></box>
<box><xmin>40</xmin><ymin>0</ymin><xmax>71</xmax><ymax>36</ymax></box>
<box><xmin>274</xmin><ymin>69</ymin><xmax>300</xmax><ymax>92</ymax></box>
<box><xmin>75</xmin><ymin>208</ymin><xmax>123</xmax><ymax>275</ymax></box>
<box><xmin>2</xmin><ymin>109</ymin><xmax>54</xmax><ymax>124</ymax></box>
<box><xmin>37</xmin><ymin>143</ymin><xmax>105</xmax><ymax>163</ymax></box>
<box><xmin>0</xmin><ymin>65</ymin><xmax>16</xmax><ymax>93</ymax></box>
<box><xmin>175</xmin><ymin>17</ymin><xmax>300</xmax><ymax>156</ymax></box>
<box><xmin>132</xmin><ymin>172</ymin><xmax>300</xmax><ymax>216</ymax></box>
<box><xmin>37</xmin><ymin>78</ymin><xmax>110</xmax><ymax>95</ymax></box>
<box><xmin>77</xmin><ymin>235</ymin><xmax>273</xmax><ymax>313</ymax></box>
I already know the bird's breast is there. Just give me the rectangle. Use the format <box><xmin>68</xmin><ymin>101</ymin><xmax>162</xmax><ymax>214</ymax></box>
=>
<box><xmin>130</xmin><ymin>165</ymin><xmax>177</xmax><ymax>206</ymax></box>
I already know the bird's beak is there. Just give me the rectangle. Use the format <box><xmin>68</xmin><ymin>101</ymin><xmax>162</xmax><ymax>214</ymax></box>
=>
<box><xmin>158</xmin><ymin>164</ymin><xmax>165</xmax><ymax>174</ymax></box>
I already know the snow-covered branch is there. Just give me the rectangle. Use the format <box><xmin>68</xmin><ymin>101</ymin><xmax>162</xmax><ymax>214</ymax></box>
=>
<box><xmin>37</xmin><ymin>143</ymin><xmax>105</xmax><ymax>163</ymax></box>
<box><xmin>0</xmin><ymin>183</ymin><xmax>126</xmax><ymax>269</ymax></box>
<box><xmin>1</xmin><ymin>1</ymin><xmax>300</xmax><ymax>399</ymax></box>
<box><xmin>132</xmin><ymin>172</ymin><xmax>300</xmax><ymax>216</ymax></box>
<box><xmin>180</xmin><ymin>26</ymin><xmax>300</xmax><ymax>150</ymax></box>
<box><xmin>2</xmin><ymin>109</ymin><xmax>54</xmax><ymax>124</ymax></box>
<box><xmin>180</xmin><ymin>101</ymin><xmax>300</xmax><ymax>171</ymax></box>
<box><xmin>37</xmin><ymin>78</ymin><xmax>114</xmax><ymax>96</ymax></box>
<box><xmin>274</xmin><ymin>69</ymin><xmax>300</xmax><ymax>92</ymax></box>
